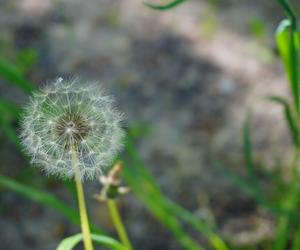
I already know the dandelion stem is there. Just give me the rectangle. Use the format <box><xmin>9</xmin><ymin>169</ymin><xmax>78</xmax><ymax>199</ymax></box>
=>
<box><xmin>72</xmin><ymin>149</ymin><xmax>94</xmax><ymax>250</ymax></box>
<box><xmin>107</xmin><ymin>199</ymin><xmax>132</xmax><ymax>250</ymax></box>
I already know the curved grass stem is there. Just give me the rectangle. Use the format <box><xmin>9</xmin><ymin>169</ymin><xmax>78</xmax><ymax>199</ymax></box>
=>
<box><xmin>107</xmin><ymin>199</ymin><xmax>133</xmax><ymax>250</ymax></box>
<box><xmin>72</xmin><ymin>149</ymin><xmax>94</xmax><ymax>250</ymax></box>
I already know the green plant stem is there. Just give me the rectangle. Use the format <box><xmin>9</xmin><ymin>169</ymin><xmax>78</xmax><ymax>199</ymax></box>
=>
<box><xmin>274</xmin><ymin>147</ymin><xmax>300</xmax><ymax>250</ymax></box>
<box><xmin>292</xmin><ymin>226</ymin><xmax>300</xmax><ymax>250</ymax></box>
<box><xmin>72</xmin><ymin>149</ymin><xmax>94</xmax><ymax>250</ymax></box>
<box><xmin>107</xmin><ymin>199</ymin><xmax>132</xmax><ymax>250</ymax></box>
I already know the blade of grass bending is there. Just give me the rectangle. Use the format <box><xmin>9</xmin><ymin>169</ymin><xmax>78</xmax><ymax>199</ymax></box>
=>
<box><xmin>144</xmin><ymin>0</ymin><xmax>186</xmax><ymax>11</ymax></box>
<box><xmin>123</xmin><ymin>160</ymin><xmax>204</xmax><ymax>250</ymax></box>
<box><xmin>0</xmin><ymin>58</ymin><xmax>35</xmax><ymax>94</ymax></box>
<box><xmin>163</xmin><ymin>199</ymin><xmax>228</xmax><ymax>250</ymax></box>
<box><xmin>277</xmin><ymin>0</ymin><xmax>298</xmax><ymax>22</ymax></box>
<box><xmin>276</xmin><ymin>0</ymin><xmax>299</xmax><ymax>82</ymax></box>
<box><xmin>124</xmin><ymin>159</ymin><xmax>227</xmax><ymax>250</ymax></box>
<box><xmin>275</xmin><ymin>16</ymin><xmax>300</xmax><ymax>116</ymax></box>
<box><xmin>122</xmin><ymin>150</ymin><xmax>202</xmax><ymax>250</ymax></box>
<box><xmin>126</xmin><ymin>161</ymin><xmax>227</xmax><ymax>250</ymax></box>
<box><xmin>123</xmin><ymin>136</ymin><xmax>229</xmax><ymax>250</ymax></box>
<box><xmin>267</xmin><ymin>96</ymin><xmax>299</xmax><ymax>147</ymax></box>
<box><xmin>56</xmin><ymin>233</ymin><xmax>126</xmax><ymax>250</ymax></box>
<box><xmin>125</xmin><ymin>138</ymin><xmax>229</xmax><ymax>250</ymax></box>
<box><xmin>0</xmin><ymin>175</ymin><xmax>102</xmax><ymax>234</ymax></box>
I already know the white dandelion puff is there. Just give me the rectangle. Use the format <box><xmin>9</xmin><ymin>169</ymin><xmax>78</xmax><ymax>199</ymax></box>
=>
<box><xmin>20</xmin><ymin>78</ymin><xmax>125</xmax><ymax>181</ymax></box>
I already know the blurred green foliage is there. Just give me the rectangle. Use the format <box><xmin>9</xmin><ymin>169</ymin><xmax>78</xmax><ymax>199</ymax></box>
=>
<box><xmin>144</xmin><ymin>0</ymin><xmax>300</xmax><ymax>249</ymax></box>
<box><xmin>0</xmin><ymin>0</ymin><xmax>300</xmax><ymax>249</ymax></box>
<box><xmin>249</xmin><ymin>17</ymin><xmax>266</xmax><ymax>40</ymax></box>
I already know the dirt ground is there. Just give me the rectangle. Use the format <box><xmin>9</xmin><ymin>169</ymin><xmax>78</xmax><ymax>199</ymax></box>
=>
<box><xmin>0</xmin><ymin>0</ymin><xmax>294</xmax><ymax>249</ymax></box>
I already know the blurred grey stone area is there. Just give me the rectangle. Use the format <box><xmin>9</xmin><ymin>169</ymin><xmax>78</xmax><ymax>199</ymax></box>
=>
<box><xmin>0</xmin><ymin>0</ymin><xmax>293</xmax><ymax>249</ymax></box>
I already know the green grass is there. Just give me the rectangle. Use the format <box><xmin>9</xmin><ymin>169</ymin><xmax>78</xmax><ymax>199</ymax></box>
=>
<box><xmin>1</xmin><ymin>0</ymin><xmax>300</xmax><ymax>249</ymax></box>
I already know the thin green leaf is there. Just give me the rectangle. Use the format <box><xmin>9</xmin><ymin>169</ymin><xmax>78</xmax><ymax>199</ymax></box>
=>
<box><xmin>273</xmin><ymin>169</ymin><xmax>300</xmax><ymax>250</ymax></box>
<box><xmin>123</xmin><ymin>136</ymin><xmax>229</xmax><ymax>250</ymax></box>
<box><xmin>0</xmin><ymin>174</ymin><xmax>78</xmax><ymax>223</ymax></box>
<box><xmin>56</xmin><ymin>234</ymin><xmax>82</xmax><ymax>250</ymax></box>
<box><xmin>123</xmin><ymin>160</ymin><xmax>204</xmax><ymax>250</ymax></box>
<box><xmin>164</xmin><ymin>199</ymin><xmax>228</xmax><ymax>250</ymax></box>
<box><xmin>0</xmin><ymin>58</ymin><xmax>35</xmax><ymax>94</ymax></box>
<box><xmin>243</xmin><ymin>113</ymin><xmax>257</xmax><ymax>183</ymax></box>
<box><xmin>267</xmin><ymin>96</ymin><xmax>299</xmax><ymax>147</ymax></box>
<box><xmin>292</xmin><ymin>226</ymin><xmax>300</xmax><ymax>250</ymax></box>
<box><xmin>144</xmin><ymin>0</ymin><xmax>186</xmax><ymax>11</ymax></box>
<box><xmin>277</xmin><ymin>0</ymin><xmax>298</xmax><ymax>22</ymax></box>
<box><xmin>0</xmin><ymin>175</ymin><xmax>102</xmax><ymax>234</ymax></box>
<box><xmin>275</xmin><ymin>18</ymin><xmax>300</xmax><ymax>115</ymax></box>
<box><xmin>274</xmin><ymin>216</ymin><xmax>292</xmax><ymax>250</ymax></box>
<box><xmin>56</xmin><ymin>233</ymin><xmax>126</xmax><ymax>250</ymax></box>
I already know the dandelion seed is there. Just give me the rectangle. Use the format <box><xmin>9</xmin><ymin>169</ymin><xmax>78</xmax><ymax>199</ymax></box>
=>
<box><xmin>20</xmin><ymin>78</ymin><xmax>125</xmax><ymax>181</ymax></box>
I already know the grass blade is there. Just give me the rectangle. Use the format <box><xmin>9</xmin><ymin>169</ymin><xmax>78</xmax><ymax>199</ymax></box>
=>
<box><xmin>0</xmin><ymin>175</ymin><xmax>102</xmax><ymax>234</ymax></box>
<box><xmin>144</xmin><ymin>0</ymin><xmax>186</xmax><ymax>11</ymax></box>
<box><xmin>273</xmin><ymin>170</ymin><xmax>300</xmax><ymax>250</ymax></box>
<box><xmin>243</xmin><ymin>113</ymin><xmax>258</xmax><ymax>183</ymax></box>
<box><xmin>56</xmin><ymin>233</ymin><xmax>126</xmax><ymax>250</ymax></box>
<box><xmin>267</xmin><ymin>96</ymin><xmax>299</xmax><ymax>147</ymax></box>
<box><xmin>275</xmin><ymin>17</ymin><xmax>299</xmax><ymax>115</ymax></box>
<box><xmin>123</xmin><ymin>160</ymin><xmax>204</xmax><ymax>250</ymax></box>
<box><xmin>0</xmin><ymin>58</ymin><xmax>35</xmax><ymax>94</ymax></box>
<box><xmin>123</xmin><ymin>136</ymin><xmax>229</xmax><ymax>250</ymax></box>
<box><xmin>164</xmin><ymin>199</ymin><xmax>228</xmax><ymax>250</ymax></box>
<box><xmin>292</xmin><ymin>226</ymin><xmax>300</xmax><ymax>250</ymax></box>
<box><xmin>277</xmin><ymin>0</ymin><xmax>298</xmax><ymax>22</ymax></box>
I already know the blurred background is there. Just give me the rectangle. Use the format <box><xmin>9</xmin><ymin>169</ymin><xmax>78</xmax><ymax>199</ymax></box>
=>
<box><xmin>0</xmin><ymin>0</ymin><xmax>295</xmax><ymax>249</ymax></box>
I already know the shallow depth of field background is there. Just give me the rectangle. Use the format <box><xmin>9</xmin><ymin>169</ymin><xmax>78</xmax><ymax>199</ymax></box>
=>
<box><xmin>0</xmin><ymin>0</ymin><xmax>293</xmax><ymax>249</ymax></box>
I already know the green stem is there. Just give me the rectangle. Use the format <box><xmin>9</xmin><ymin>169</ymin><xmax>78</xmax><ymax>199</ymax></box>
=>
<box><xmin>107</xmin><ymin>199</ymin><xmax>133</xmax><ymax>250</ymax></box>
<box><xmin>292</xmin><ymin>226</ymin><xmax>300</xmax><ymax>250</ymax></box>
<box><xmin>72</xmin><ymin>149</ymin><xmax>94</xmax><ymax>250</ymax></box>
<box><xmin>274</xmin><ymin>148</ymin><xmax>300</xmax><ymax>250</ymax></box>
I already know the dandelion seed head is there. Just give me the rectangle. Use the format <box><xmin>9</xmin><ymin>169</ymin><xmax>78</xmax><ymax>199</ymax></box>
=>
<box><xmin>20</xmin><ymin>78</ymin><xmax>125</xmax><ymax>181</ymax></box>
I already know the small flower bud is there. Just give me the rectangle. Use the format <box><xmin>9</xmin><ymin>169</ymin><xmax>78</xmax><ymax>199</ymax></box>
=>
<box><xmin>94</xmin><ymin>161</ymin><xmax>130</xmax><ymax>201</ymax></box>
